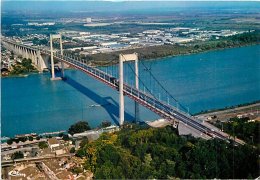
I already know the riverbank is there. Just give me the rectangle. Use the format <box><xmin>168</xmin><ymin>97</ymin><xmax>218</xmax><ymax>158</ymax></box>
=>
<box><xmin>142</xmin><ymin>42</ymin><xmax>260</xmax><ymax>63</ymax></box>
<box><xmin>1</xmin><ymin>72</ymin><xmax>41</xmax><ymax>78</ymax></box>
<box><xmin>2</xmin><ymin>58</ymin><xmax>39</xmax><ymax>77</ymax></box>
<box><xmin>1</xmin><ymin>74</ymin><xmax>29</xmax><ymax>78</ymax></box>
<box><xmin>86</xmin><ymin>31</ymin><xmax>260</xmax><ymax>66</ymax></box>
<box><xmin>195</xmin><ymin>101</ymin><xmax>260</xmax><ymax>123</ymax></box>
<box><xmin>92</xmin><ymin>42</ymin><xmax>260</xmax><ymax>67</ymax></box>
<box><xmin>193</xmin><ymin>100</ymin><xmax>260</xmax><ymax>116</ymax></box>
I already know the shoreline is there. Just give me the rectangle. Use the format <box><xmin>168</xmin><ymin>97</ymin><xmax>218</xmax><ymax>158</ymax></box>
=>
<box><xmin>1</xmin><ymin>74</ymin><xmax>29</xmax><ymax>78</ymax></box>
<box><xmin>141</xmin><ymin>42</ymin><xmax>260</xmax><ymax>62</ymax></box>
<box><xmin>2</xmin><ymin>43</ymin><xmax>258</xmax><ymax>71</ymax></box>
<box><xmin>193</xmin><ymin>100</ymin><xmax>260</xmax><ymax>116</ymax></box>
<box><xmin>1</xmin><ymin>71</ymin><xmax>41</xmax><ymax>78</ymax></box>
<box><xmin>93</xmin><ymin>42</ymin><xmax>260</xmax><ymax>66</ymax></box>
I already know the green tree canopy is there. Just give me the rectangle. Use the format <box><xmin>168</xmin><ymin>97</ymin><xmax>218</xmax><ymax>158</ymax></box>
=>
<box><xmin>62</xmin><ymin>134</ymin><xmax>70</xmax><ymax>141</ymax></box>
<box><xmin>36</xmin><ymin>136</ymin><xmax>41</xmax><ymax>140</ymax></box>
<box><xmin>68</xmin><ymin>121</ymin><xmax>91</xmax><ymax>135</ymax></box>
<box><xmin>7</xmin><ymin>139</ymin><xmax>13</xmax><ymax>145</ymax></box>
<box><xmin>28</xmin><ymin>136</ymin><xmax>34</xmax><ymax>141</ymax></box>
<box><xmin>11</xmin><ymin>151</ymin><xmax>24</xmax><ymax>160</ymax></box>
<box><xmin>10</xmin><ymin>58</ymin><xmax>36</xmax><ymax>75</ymax></box>
<box><xmin>38</xmin><ymin>141</ymin><xmax>48</xmax><ymax>149</ymax></box>
<box><xmin>70</xmin><ymin>147</ymin><xmax>76</xmax><ymax>153</ymax></box>
<box><xmin>75</xmin><ymin>125</ymin><xmax>259</xmax><ymax>179</ymax></box>
<box><xmin>80</xmin><ymin>137</ymin><xmax>89</xmax><ymax>148</ymax></box>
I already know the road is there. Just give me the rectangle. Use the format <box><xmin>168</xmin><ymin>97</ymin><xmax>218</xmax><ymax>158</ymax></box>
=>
<box><xmin>2</xmin><ymin>139</ymin><xmax>47</xmax><ymax>151</ymax></box>
<box><xmin>195</xmin><ymin>103</ymin><xmax>260</xmax><ymax>118</ymax></box>
<box><xmin>1</xmin><ymin>154</ymin><xmax>72</xmax><ymax>167</ymax></box>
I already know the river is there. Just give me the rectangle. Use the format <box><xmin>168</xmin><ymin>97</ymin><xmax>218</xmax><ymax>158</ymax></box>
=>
<box><xmin>2</xmin><ymin>45</ymin><xmax>260</xmax><ymax>137</ymax></box>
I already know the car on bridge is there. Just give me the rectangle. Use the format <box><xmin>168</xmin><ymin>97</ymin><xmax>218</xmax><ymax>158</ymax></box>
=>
<box><xmin>110</xmin><ymin>77</ymin><xmax>119</xmax><ymax>90</ymax></box>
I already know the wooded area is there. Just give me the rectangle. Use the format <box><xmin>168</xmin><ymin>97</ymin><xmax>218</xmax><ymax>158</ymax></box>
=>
<box><xmin>76</xmin><ymin>125</ymin><xmax>259</xmax><ymax>179</ymax></box>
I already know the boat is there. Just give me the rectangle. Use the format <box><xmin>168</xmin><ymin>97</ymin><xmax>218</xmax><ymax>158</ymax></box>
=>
<box><xmin>89</xmin><ymin>104</ymin><xmax>101</xmax><ymax>107</ymax></box>
<box><xmin>89</xmin><ymin>102</ymin><xmax>111</xmax><ymax>107</ymax></box>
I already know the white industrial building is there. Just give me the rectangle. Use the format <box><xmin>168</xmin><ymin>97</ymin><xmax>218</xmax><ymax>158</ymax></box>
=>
<box><xmin>48</xmin><ymin>138</ymin><xmax>60</xmax><ymax>151</ymax></box>
<box><xmin>86</xmin><ymin>18</ymin><xmax>92</xmax><ymax>23</ymax></box>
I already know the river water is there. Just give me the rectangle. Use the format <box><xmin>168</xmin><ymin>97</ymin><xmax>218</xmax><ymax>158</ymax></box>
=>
<box><xmin>2</xmin><ymin>45</ymin><xmax>260</xmax><ymax>137</ymax></box>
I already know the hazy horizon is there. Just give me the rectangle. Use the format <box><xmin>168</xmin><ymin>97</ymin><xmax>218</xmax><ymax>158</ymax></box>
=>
<box><xmin>3</xmin><ymin>1</ymin><xmax>260</xmax><ymax>12</ymax></box>
<box><xmin>2</xmin><ymin>0</ymin><xmax>260</xmax><ymax>1</ymax></box>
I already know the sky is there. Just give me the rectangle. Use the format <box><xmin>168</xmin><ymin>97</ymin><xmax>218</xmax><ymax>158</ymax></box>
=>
<box><xmin>3</xmin><ymin>0</ymin><xmax>259</xmax><ymax>13</ymax></box>
<box><xmin>3</xmin><ymin>0</ymin><xmax>259</xmax><ymax>12</ymax></box>
<box><xmin>2</xmin><ymin>0</ymin><xmax>260</xmax><ymax>1</ymax></box>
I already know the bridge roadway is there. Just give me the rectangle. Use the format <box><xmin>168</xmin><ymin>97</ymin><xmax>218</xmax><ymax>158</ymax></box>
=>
<box><xmin>2</xmin><ymin>38</ymin><xmax>244</xmax><ymax>145</ymax></box>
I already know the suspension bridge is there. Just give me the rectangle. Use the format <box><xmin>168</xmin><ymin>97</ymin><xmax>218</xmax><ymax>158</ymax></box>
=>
<box><xmin>1</xmin><ymin>35</ymin><xmax>245</xmax><ymax>145</ymax></box>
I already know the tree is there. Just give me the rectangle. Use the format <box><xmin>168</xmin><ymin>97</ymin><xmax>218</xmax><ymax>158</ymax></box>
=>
<box><xmin>47</xmin><ymin>135</ymin><xmax>52</xmax><ymax>138</ymax></box>
<box><xmin>39</xmin><ymin>39</ymin><xmax>48</xmax><ymax>45</ymax></box>
<box><xmin>194</xmin><ymin>44</ymin><xmax>200</xmax><ymax>49</ymax></box>
<box><xmin>79</xmin><ymin>138</ymin><xmax>89</xmax><ymax>148</ymax></box>
<box><xmin>58</xmin><ymin>133</ymin><xmax>64</xmax><ymax>137</ymax></box>
<box><xmin>101</xmin><ymin>121</ymin><xmax>111</xmax><ymax>128</ymax></box>
<box><xmin>19</xmin><ymin>137</ymin><xmax>27</xmax><ymax>142</ymax></box>
<box><xmin>14</xmin><ymin>138</ymin><xmax>20</xmax><ymax>144</ymax></box>
<box><xmin>62</xmin><ymin>134</ymin><xmax>70</xmax><ymax>141</ymax></box>
<box><xmin>73</xmin><ymin>124</ymin><xmax>259</xmax><ymax>179</ymax></box>
<box><xmin>7</xmin><ymin>139</ymin><xmax>13</xmax><ymax>145</ymax></box>
<box><xmin>9</xmin><ymin>58</ymin><xmax>36</xmax><ymax>75</ymax></box>
<box><xmin>76</xmin><ymin>148</ymin><xmax>86</xmax><ymax>158</ymax></box>
<box><xmin>70</xmin><ymin>147</ymin><xmax>76</xmax><ymax>153</ymax></box>
<box><xmin>71</xmin><ymin>139</ymin><xmax>76</xmax><ymax>145</ymax></box>
<box><xmin>28</xmin><ymin>136</ymin><xmax>34</xmax><ymax>141</ymax></box>
<box><xmin>38</xmin><ymin>141</ymin><xmax>48</xmax><ymax>149</ymax></box>
<box><xmin>144</xmin><ymin>153</ymin><xmax>152</xmax><ymax>166</ymax></box>
<box><xmin>68</xmin><ymin>121</ymin><xmax>91</xmax><ymax>135</ymax></box>
<box><xmin>216</xmin><ymin>117</ymin><xmax>259</xmax><ymax>145</ymax></box>
<box><xmin>71</xmin><ymin>167</ymin><xmax>83</xmax><ymax>175</ymax></box>
<box><xmin>36</xmin><ymin>136</ymin><xmax>41</xmax><ymax>140</ymax></box>
<box><xmin>11</xmin><ymin>151</ymin><xmax>24</xmax><ymax>160</ymax></box>
<box><xmin>21</xmin><ymin>58</ymin><xmax>34</xmax><ymax>72</ymax></box>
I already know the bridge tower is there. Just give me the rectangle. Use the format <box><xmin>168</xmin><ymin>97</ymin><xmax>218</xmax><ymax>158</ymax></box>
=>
<box><xmin>50</xmin><ymin>33</ymin><xmax>64</xmax><ymax>80</ymax></box>
<box><xmin>119</xmin><ymin>53</ymin><xmax>139</xmax><ymax>126</ymax></box>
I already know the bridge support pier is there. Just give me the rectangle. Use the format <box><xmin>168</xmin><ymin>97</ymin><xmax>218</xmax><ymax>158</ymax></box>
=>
<box><xmin>119</xmin><ymin>53</ymin><xmax>139</xmax><ymax>126</ymax></box>
<box><xmin>119</xmin><ymin>55</ymin><xmax>124</xmax><ymax>126</ymax></box>
<box><xmin>59</xmin><ymin>34</ymin><xmax>65</xmax><ymax>78</ymax></box>
<box><xmin>134</xmin><ymin>56</ymin><xmax>139</xmax><ymax>123</ymax></box>
<box><xmin>50</xmin><ymin>34</ymin><xmax>63</xmax><ymax>80</ymax></box>
<box><xmin>50</xmin><ymin>35</ymin><xmax>56</xmax><ymax>80</ymax></box>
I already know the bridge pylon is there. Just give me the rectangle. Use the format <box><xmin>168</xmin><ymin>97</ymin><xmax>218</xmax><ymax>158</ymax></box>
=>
<box><xmin>119</xmin><ymin>53</ymin><xmax>139</xmax><ymax>126</ymax></box>
<box><xmin>50</xmin><ymin>33</ymin><xmax>64</xmax><ymax>80</ymax></box>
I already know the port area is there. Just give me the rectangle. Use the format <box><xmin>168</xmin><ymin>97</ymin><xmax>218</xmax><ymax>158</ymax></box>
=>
<box><xmin>195</xmin><ymin>103</ymin><xmax>260</xmax><ymax>123</ymax></box>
